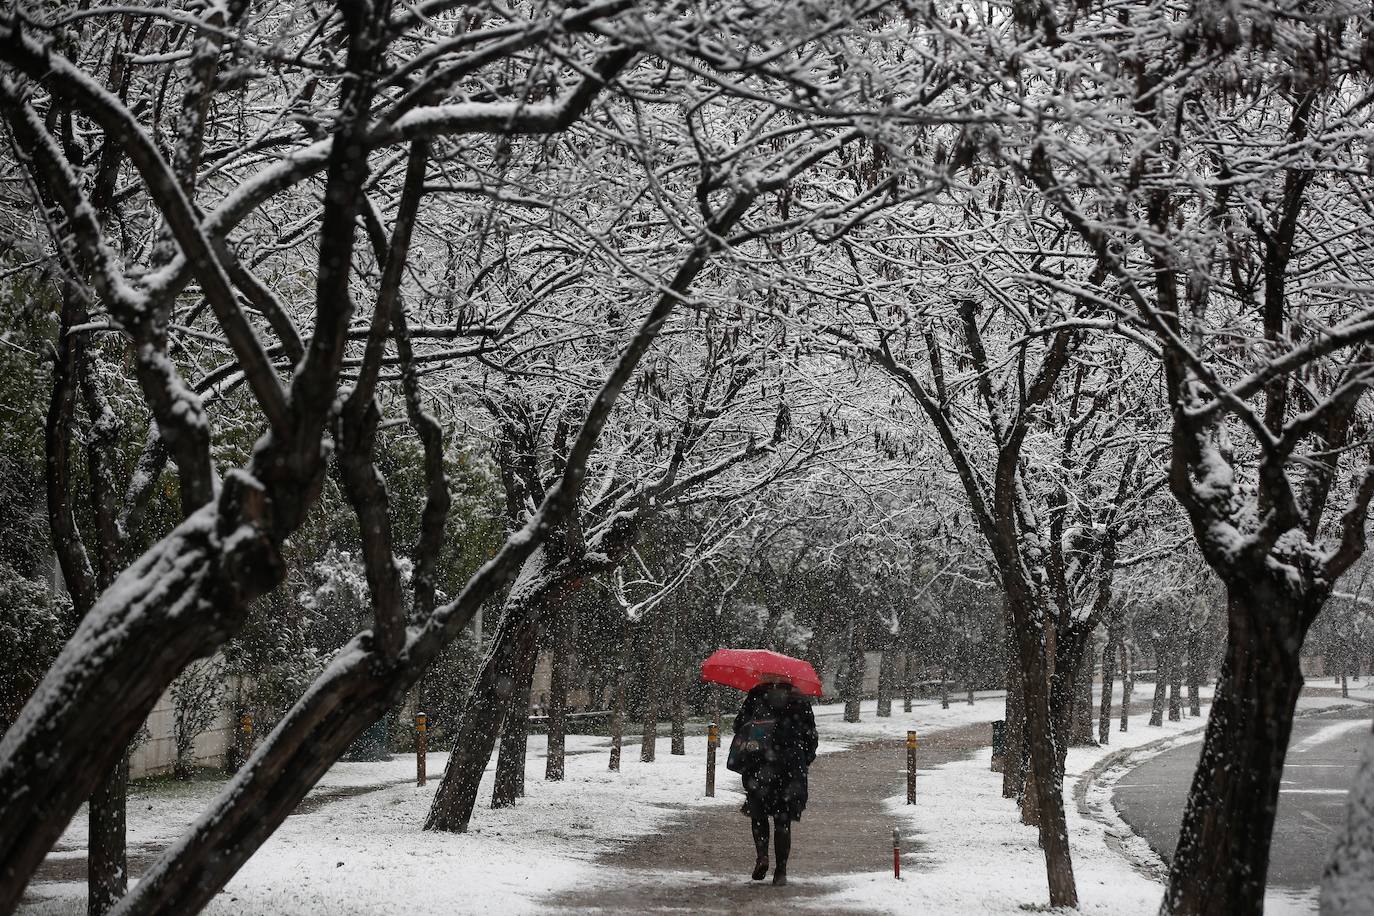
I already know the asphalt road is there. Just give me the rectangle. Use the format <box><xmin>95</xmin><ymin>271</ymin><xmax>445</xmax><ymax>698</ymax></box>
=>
<box><xmin>1113</xmin><ymin>705</ymin><xmax>1371</xmax><ymax>889</ymax></box>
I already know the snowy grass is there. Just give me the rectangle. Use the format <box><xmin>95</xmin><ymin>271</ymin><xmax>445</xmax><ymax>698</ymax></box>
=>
<box><xmin>21</xmin><ymin>695</ymin><xmax>1004</xmax><ymax>915</ymax></box>
<box><xmin>811</xmin><ymin>690</ymin><xmax>1006</xmax><ymax>743</ymax></box>
<box><xmin>798</xmin><ymin>684</ymin><xmax>1370</xmax><ymax>916</ymax></box>
<box><xmin>23</xmin><ymin>685</ymin><xmax>1365</xmax><ymax>914</ymax></box>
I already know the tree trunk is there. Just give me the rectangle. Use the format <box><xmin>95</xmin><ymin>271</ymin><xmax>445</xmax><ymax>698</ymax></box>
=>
<box><xmin>1168</xmin><ymin>630</ymin><xmax>1184</xmax><ymax>722</ymax></box>
<box><xmin>902</xmin><ymin>649</ymin><xmax>915</xmax><ymax>713</ymax></box>
<box><xmin>1150</xmin><ymin>636</ymin><xmax>1168</xmax><ymax>727</ymax></box>
<box><xmin>545</xmin><ymin>618</ymin><xmax>572</xmax><ymax>781</ymax></box>
<box><xmin>426</xmin><ymin>598</ymin><xmax>541</xmax><ymax>832</ymax></box>
<box><xmin>1003</xmin><ymin>627</ymin><xmax>1026</xmax><ymax>800</ymax></box>
<box><xmin>876</xmin><ymin>645</ymin><xmax>895</xmax><ymax>717</ymax></box>
<box><xmin>87</xmin><ymin>756</ymin><xmax>127</xmax><ymax>916</ymax></box>
<box><xmin>1099</xmin><ymin>630</ymin><xmax>1118</xmax><ymax>745</ymax></box>
<box><xmin>670</xmin><ymin>605</ymin><xmax>686</xmax><ymax>755</ymax></box>
<box><xmin>1071</xmin><ymin>646</ymin><xmax>1096</xmax><ymax>746</ymax></box>
<box><xmin>641</xmin><ymin>613</ymin><xmax>661</xmax><ymax>763</ymax></box>
<box><xmin>1016</xmin><ymin>626</ymin><xmax>1078</xmax><ymax>907</ymax></box>
<box><xmin>670</xmin><ymin>665</ymin><xmax>687</xmax><ymax>756</ymax></box>
<box><xmin>1119</xmin><ymin>641</ymin><xmax>1134</xmax><ymax>732</ymax></box>
<box><xmin>492</xmin><ymin>642</ymin><xmax>537</xmax><ymax>808</ymax></box>
<box><xmin>1161</xmin><ymin>588</ymin><xmax>1310</xmax><ymax>916</ymax></box>
<box><xmin>842</xmin><ymin>618</ymin><xmax>865</xmax><ymax>723</ymax></box>
<box><xmin>1187</xmin><ymin>633</ymin><xmax>1202</xmax><ymax>717</ymax></box>
<box><xmin>609</xmin><ymin>616</ymin><xmax>630</xmax><ymax>771</ymax></box>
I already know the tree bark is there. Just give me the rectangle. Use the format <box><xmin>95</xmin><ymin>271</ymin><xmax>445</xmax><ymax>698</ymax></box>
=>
<box><xmin>1003</xmin><ymin>626</ymin><xmax>1026</xmax><ymax>799</ymax></box>
<box><xmin>1017</xmin><ymin>628</ymin><xmax>1078</xmax><ymax>907</ymax></box>
<box><xmin>1161</xmin><ymin>587</ymin><xmax>1311</xmax><ymax>916</ymax></box>
<box><xmin>1169</xmin><ymin>630</ymin><xmax>1184</xmax><ymax>722</ymax></box>
<box><xmin>1150</xmin><ymin>636</ymin><xmax>1169</xmax><ymax>727</ymax></box>
<box><xmin>87</xmin><ymin>757</ymin><xmax>128</xmax><ymax>916</ymax></box>
<box><xmin>1071</xmin><ymin>645</ymin><xmax>1096</xmax><ymax>746</ymax></box>
<box><xmin>842</xmin><ymin>609</ymin><xmax>865</xmax><ymax>722</ymax></box>
<box><xmin>670</xmin><ymin>605</ymin><xmax>686</xmax><ymax>755</ymax></box>
<box><xmin>1099</xmin><ymin>630</ymin><xmax>1118</xmax><ymax>745</ymax></box>
<box><xmin>545</xmin><ymin>616</ymin><xmax>572</xmax><ymax>781</ymax></box>
<box><xmin>609</xmin><ymin>614</ymin><xmax>630</xmax><ymax>771</ymax></box>
<box><xmin>641</xmin><ymin>612</ymin><xmax>661</xmax><ymax>763</ymax></box>
<box><xmin>1187</xmin><ymin>632</ymin><xmax>1203</xmax><ymax>717</ymax></box>
<box><xmin>426</xmin><ymin>592</ymin><xmax>542</xmax><ymax>832</ymax></box>
<box><xmin>492</xmin><ymin>641</ymin><xmax>537</xmax><ymax>808</ymax></box>
<box><xmin>1119</xmin><ymin>641</ymin><xmax>1133</xmax><ymax>732</ymax></box>
<box><xmin>902</xmin><ymin>649</ymin><xmax>915</xmax><ymax>713</ymax></box>
<box><xmin>876</xmin><ymin>645</ymin><xmax>896</xmax><ymax>717</ymax></box>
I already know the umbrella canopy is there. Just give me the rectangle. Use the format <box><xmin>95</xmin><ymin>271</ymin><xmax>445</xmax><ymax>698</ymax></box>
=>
<box><xmin>700</xmin><ymin>648</ymin><xmax>823</xmax><ymax>698</ymax></box>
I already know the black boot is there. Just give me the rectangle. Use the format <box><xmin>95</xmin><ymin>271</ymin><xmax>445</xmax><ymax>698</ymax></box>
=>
<box><xmin>750</xmin><ymin>815</ymin><xmax>770</xmax><ymax>880</ymax></box>
<box><xmin>772</xmin><ymin>816</ymin><xmax>791</xmax><ymax>886</ymax></box>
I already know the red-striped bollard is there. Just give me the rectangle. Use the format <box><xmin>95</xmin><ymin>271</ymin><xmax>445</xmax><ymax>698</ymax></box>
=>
<box><xmin>893</xmin><ymin>827</ymin><xmax>902</xmax><ymax>879</ymax></box>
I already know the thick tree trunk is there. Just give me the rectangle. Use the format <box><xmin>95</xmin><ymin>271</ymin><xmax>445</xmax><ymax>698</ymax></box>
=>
<box><xmin>1099</xmin><ymin>630</ymin><xmax>1118</xmax><ymax>745</ymax></box>
<box><xmin>87</xmin><ymin>757</ymin><xmax>128</xmax><ymax>916</ymax></box>
<box><xmin>492</xmin><ymin>642</ymin><xmax>537</xmax><ymax>808</ymax></box>
<box><xmin>1161</xmin><ymin>587</ymin><xmax>1311</xmax><ymax>916</ymax></box>
<box><xmin>545</xmin><ymin>619</ymin><xmax>572</xmax><ymax>781</ymax></box>
<box><xmin>1017</xmin><ymin>629</ymin><xmax>1078</xmax><ymax>907</ymax></box>
<box><xmin>876</xmin><ymin>646</ymin><xmax>895</xmax><ymax>717</ymax></box>
<box><xmin>1003</xmin><ymin>631</ymin><xmax>1026</xmax><ymax>800</ymax></box>
<box><xmin>1119</xmin><ymin>641</ymin><xmax>1134</xmax><ymax>732</ymax></box>
<box><xmin>0</xmin><ymin>517</ymin><xmax>274</xmax><ymax>913</ymax></box>
<box><xmin>426</xmin><ymin>596</ymin><xmax>541</xmax><ymax>832</ymax></box>
<box><xmin>1071</xmin><ymin>646</ymin><xmax>1096</xmax><ymax>746</ymax></box>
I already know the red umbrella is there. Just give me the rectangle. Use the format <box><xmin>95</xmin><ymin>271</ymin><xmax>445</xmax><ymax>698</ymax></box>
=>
<box><xmin>700</xmin><ymin>648</ymin><xmax>823</xmax><ymax>698</ymax></box>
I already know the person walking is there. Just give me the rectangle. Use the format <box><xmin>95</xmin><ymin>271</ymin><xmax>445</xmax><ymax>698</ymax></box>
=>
<box><xmin>729</xmin><ymin>678</ymin><xmax>818</xmax><ymax>886</ymax></box>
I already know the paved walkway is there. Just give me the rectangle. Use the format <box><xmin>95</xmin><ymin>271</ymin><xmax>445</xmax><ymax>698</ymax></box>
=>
<box><xmin>547</xmin><ymin>720</ymin><xmax>995</xmax><ymax>914</ymax></box>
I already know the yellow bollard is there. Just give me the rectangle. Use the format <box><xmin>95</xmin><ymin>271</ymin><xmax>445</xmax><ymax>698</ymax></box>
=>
<box><xmin>906</xmin><ymin>730</ymin><xmax>917</xmax><ymax>805</ymax></box>
<box><xmin>706</xmin><ymin>724</ymin><xmax>719</xmax><ymax>797</ymax></box>
<box><xmin>415</xmin><ymin>712</ymin><xmax>428</xmax><ymax>787</ymax></box>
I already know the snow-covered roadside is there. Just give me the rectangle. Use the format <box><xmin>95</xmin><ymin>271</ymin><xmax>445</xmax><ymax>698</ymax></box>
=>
<box><xmin>24</xmin><ymin>733</ymin><xmax>741</xmax><ymax>915</ymax></box>
<box><xmin>812</xmin><ymin>691</ymin><xmax>1006</xmax><ymax>743</ymax></box>
<box><xmin>23</xmin><ymin>693</ymin><xmax>999</xmax><ymax>916</ymax></box>
<box><xmin>801</xmin><ymin>687</ymin><xmax>1368</xmax><ymax>916</ymax></box>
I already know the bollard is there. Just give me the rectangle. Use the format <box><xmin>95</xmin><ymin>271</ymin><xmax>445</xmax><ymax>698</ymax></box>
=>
<box><xmin>893</xmin><ymin>827</ymin><xmax>902</xmax><ymax>879</ymax></box>
<box><xmin>415</xmin><ymin>711</ymin><xmax>428</xmax><ymax>787</ymax></box>
<box><xmin>705</xmin><ymin>723</ymin><xmax>719</xmax><ymax>797</ymax></box>
<box><xmin>906</xmin><ymin>730</ymin><xmax>917</xmax><ymax>805</ymax></box>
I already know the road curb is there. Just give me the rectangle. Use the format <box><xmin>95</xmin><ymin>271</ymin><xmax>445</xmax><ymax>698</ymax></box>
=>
<box><xmin>1076</xmin><ymin>700</ymin><xmax>1369</xmax><ymax>883</ymax></box>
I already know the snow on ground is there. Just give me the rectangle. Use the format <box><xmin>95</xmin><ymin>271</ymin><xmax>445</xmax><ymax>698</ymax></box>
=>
<box><xmin>812</xmin><ymin>691</ymin><xmax>1005</xmax><ymax>743</ymax></box>
<box><xmin>23</xmin><ymin>684</ymin><xmax>1366</xmax><ymax>915</ymax></box>
<box><xmin>24</xmin><ymin>694</ymin><xmax>979</xmax><ymax>916</ymax></box>
<box><xmin>800</xmin><ymin>684</ymin><xmax>1369</xmax><ymax>916</ymax></box>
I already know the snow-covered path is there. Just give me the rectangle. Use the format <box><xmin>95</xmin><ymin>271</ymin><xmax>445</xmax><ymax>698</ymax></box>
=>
<box><xmin>546</xmin><ymin>719</ymin><xmax>995</xmax><ymax>914</ymax></box>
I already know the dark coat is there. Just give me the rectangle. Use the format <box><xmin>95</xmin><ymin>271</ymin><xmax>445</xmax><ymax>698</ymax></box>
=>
<box><xmin>732</xmin><ymin>683</ymin><xmax>819</xmax><ymax>821</ymax></box>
